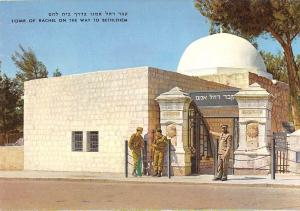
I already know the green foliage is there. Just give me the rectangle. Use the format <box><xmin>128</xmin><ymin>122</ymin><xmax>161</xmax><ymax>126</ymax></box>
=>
<box><xmin>209</xmin><ymin>21</ymin><xmax>258</xmax><ymax>48</ymax></box>
<box><xmin>53</xmin><ymin>68</ymin><xmax>62</xmax><ymax>77</ymax></box>
<box><xmin>11</xmin><ymin>45</ymin><xmax>48</xmax><ymax>83</ymax></box>
<box><xmin>0</xmin><ymin>71</ymin><xmax>22</xmax><ymax>140</ymax></box>
<box><xmin>10</xmin><ymin>45</ymin><xmax>49</xmax><ymax>139</ymax></box>
<box><xmin>260</xmin><ymin>51</ymin><xmax>300</xmax><ymax>83</ymax></box>
<box><xmin>195</xmin><ymin>0</ymin><xmax>300</xmax><ymax>40</ymax></box>
<box><xmin>261</xmin><ymin>51</ymin><xmax>288</xmax><ymax>83</ymax></box>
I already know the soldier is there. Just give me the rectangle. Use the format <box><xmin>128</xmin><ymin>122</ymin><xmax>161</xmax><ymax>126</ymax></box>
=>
<box><xmin>129</xmin><ymin>127</ymin><xmax>144</xmax><ymax>177</ymax></box>
<box><xmin>152</xmin><ymin>128</ymin><xmax>168</xmax><ymax>177</ymax></box>
<box><xmin>210</xmin><ymin>124</ymin><xmax>232</xmax><ymax>181</ymax></box>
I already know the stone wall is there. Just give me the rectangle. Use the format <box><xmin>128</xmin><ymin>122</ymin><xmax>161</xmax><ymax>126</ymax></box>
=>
<box><xmin>249</xmin><ymin>73</ymin><xmax>289</xmax><ymax>132</ymax></box>
<box><xmin>24</xmin><ymin>67</ymin><xmax>150</xmax><ymax>172</ymax></box>
<box><xmin>200</xmin><ymin>72</ymin><xmax>249</xmax><ymax>89</ymax></box>
<box><xmin>0</xmin><ymin>146</ymin><xmax>24</xmax><ymax>170</ymax></box>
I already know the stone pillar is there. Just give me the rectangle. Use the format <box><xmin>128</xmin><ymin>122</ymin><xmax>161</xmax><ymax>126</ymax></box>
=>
<box><xmin>156</xmin><ymin>87</ymin><xmax>192</xmax><ymax>176</ymax></box>
<box><xmin>234</xmin><ymin>83</ymin><xmax>273</xmax><ymax>175</ymax></box>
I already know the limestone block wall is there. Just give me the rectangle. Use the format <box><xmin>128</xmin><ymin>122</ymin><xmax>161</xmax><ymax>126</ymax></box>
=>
<box><xmin>24</xmin><ymin>67</ymin><xmax>149</xmax><ymax>172</ymax></box>
<box><xmin>200</xmin><ymin>72</ymin><xmax>250</xmax><ymax>89</ymax></box>
<box><xmin>249</xmin><ymin>73</ymin><xmax>289</xmax><ymax>132</ymax></box>
<box><xmin>0</xmin><ymin>146</ymin><xmax>24</xmax><ymax>170</ymax></box>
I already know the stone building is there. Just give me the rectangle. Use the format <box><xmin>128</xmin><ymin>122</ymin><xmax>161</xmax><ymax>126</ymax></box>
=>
<box><xmin>24</xmin><ymin>33</ymin><xmax>291</xmax><ymax>175</ymax></box>
<box><xmin>24</xmin><ymin>67</ymin><xmax>230</xmax><ymax>172</ymax></box>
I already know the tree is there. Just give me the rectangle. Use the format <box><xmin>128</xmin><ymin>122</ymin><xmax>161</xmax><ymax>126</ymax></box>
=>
<box><xmin>11</xmin><ymin>45</ymin><xmax>48</xmax><ymax>139</ymax></box>
<box><xmin>11</xmin><ymin>45</ymin><xmax>48</xmax><ymax>83</ymax></box>
<box><xmin>53</xmin><ymin>68</ymin><xmax>62</xmax><ymax>77</ymax></box>
<box><xmin>261</xmin><ymin>51</ymin><xmax>289</xmax><ymax>83</ymax></box>
<box><xmin>0</xmin><ymin>71</ymin><xmax>22</xmax><ymax>144</ymax></box>
<box><xmin>260</xmin><ymin>52</ymin><xmax>300</xmax><ymax>121</ymax></box>
<box><xmin>196</xmin><ymin>0</ymin><xmax>300</xmax><ymax>129</ymax></box>
<box><xmin>260</xmin><ymin>51</ymin><xmax>300</xmax><ymax>84</ymax></box>
<box><xmin>209</xmin><ymin>21</ymin><xmax>258</xmax><ymax>48</ymax></box>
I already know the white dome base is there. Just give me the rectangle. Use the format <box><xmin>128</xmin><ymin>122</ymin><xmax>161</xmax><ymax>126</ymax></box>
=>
<box><xmin>184</xmin><ymin>67</ymin><xmax>273</xmax><ymax>80</ymax></box>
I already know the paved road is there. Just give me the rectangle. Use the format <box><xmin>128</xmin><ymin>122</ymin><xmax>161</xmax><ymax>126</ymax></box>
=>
<box><xmin>1</xmin><ymin>179</ymin><xmax>300</xmax><ymax>210</ymax></box>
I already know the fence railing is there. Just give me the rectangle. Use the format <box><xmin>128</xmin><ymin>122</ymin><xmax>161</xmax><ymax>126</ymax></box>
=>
<box><xmin>213</xmin><ymin>136</ymin><xmax>272</xmax><ymax>178</ymax></box>
<box><xmin>125</xmin><ymin>133</ymin><xmax>297</xmax><ymax>179</ymax></box>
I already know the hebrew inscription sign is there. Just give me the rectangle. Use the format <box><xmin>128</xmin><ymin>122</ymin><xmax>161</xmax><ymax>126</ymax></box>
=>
<box><xmin>190</xmin><ymin>90</ymin><xmax>239</xmax><ymax>107</ymax></box>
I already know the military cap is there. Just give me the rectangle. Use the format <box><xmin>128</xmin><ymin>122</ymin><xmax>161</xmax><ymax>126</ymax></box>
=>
<box><xmin>221</xmin><ymin>124</ymin><xmax>228</xmax><ymax>128</ymax></box>
<box><xmin>136</xmin><ymin>127</ymin><xmax>143</xmax><ymax>131</ymax></box>
<box><xmin>156</xmin><ymin>128</ymin><xmax>162</xmax><ymax>133</ymax></box>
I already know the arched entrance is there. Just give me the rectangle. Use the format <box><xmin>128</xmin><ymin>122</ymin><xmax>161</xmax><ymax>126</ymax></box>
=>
<box><xmin>188</xmin><ymin>102</ymin><xmax>214</xmax><ymax>174</ymax></box>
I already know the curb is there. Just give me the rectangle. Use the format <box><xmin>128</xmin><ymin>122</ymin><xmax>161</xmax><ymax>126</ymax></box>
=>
<box><xmin>1</xmin><ymin>177</ymin><xmax>300</xmax><ymax>189</ymax></box>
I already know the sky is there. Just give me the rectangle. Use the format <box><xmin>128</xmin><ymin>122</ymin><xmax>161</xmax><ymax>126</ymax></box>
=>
<box><xmin>0</xmin><ymin>0</ymin><xmax>299</xmax><ymax>77</ymax></box>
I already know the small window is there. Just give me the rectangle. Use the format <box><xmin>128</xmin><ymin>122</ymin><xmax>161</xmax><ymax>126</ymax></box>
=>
<box><xmin>296</xmin><ymin>152</ymin><xmax>300</xmax><ymax>163</ymax></box>
<box><xmin>87</xmin><ymin>131</ymin><xmax>99</xmax><ymax>152</ymax></box>
<box><xmin>72</xmin><ymin>131</ymin><xmax>83</xmax><ymax>151</ymax></box>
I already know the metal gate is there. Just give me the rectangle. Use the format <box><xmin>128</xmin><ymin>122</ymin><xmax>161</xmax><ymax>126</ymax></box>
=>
<box><xmin>188</xmin><ymin>102</ymin><xmax>213</xmax><ymax>174</ymax></box>
<box><xmin>273</xmin><ymin>132</ymin><xmax>289</xmax><ymax>174</ymax></box>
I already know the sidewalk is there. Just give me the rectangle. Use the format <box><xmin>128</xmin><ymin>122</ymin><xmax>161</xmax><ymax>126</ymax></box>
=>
<box><xmin>0</xmin><ymin>170</ymin><xmax>300</xmax><ymax>188</ymax></box>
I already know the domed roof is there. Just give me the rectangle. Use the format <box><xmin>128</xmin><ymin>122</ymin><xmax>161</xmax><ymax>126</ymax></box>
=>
<box><xmin>177</xmin><ymin>33</ymin><xmax>267</xmax><ymax>76</ymax></box>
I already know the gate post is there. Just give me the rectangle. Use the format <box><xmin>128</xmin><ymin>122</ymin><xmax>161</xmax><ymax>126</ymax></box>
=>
<box><xmin>155</xmin><ymin>87</ymin><xmax>192</xmax><ymax>176</ymax></box>
<box><xmin>143</xmin><ymin>139</ymin><xmax>147</xmax><ymax>175</ymax></box>
<box><xmin>271</xmin><ymin>137</ymin><xmax>276</xmax><ymax>180</ymax></box>
<box><xmin>214</xmin><ymin>139</ymin><xmax>219</xmax><ymax>177</ymax></box>
<box><xmin>125</xmin><ymin>140</ymin><xmax>128</xmax><ymax>178</ymax></box>
<box><xmin>234</xmin><ymin>83</ymin><xmax>273</xmax><ymax>175</ymax></box>
<box><xmin>168</xmin><ymin>139</ymin><xmax>171</xmax><ymax>179</ymax></box>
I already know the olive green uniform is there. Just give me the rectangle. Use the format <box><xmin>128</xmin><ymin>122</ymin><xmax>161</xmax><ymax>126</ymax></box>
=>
<box><xmin>129</xmin><ymin>133</ymin><xmax>144</xmax><ymax>171</ymax></box>
<box><xmin>217</xmin><ymin>133</ymin><xmax>232</xmax><ymax>179</ymax></box>
<box><xmin>153</xmin><ymin>135</ymin><xmax>168</xmax><ymax>174</ymax></box>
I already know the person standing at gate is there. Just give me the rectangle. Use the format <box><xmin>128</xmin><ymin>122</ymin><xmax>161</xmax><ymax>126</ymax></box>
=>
<box><xmin>129</xmin><ymin>127</ymin><xmax>144</xmax><ymax>177</ymax></box>
<box><xmin>152</xmin><ymin>128</ymin><xmax>168</xmax><ymax>177</ymax></box>
<box><xmin>210</xmin><ymin>124</ymin><xmax>232</xmax><ymax>181</ymax></box>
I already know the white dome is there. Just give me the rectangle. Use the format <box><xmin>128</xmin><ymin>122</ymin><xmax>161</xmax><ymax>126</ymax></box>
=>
<box><xmin>177</xmin><ymin>33</ymin><xmax>268</xmax><ymax>77</ymax></box>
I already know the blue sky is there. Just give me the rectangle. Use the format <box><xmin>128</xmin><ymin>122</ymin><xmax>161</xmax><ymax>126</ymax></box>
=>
<box><xmin>0</xmin><ymin>0</ymin><xmax>299</xmax><ymax>77</ymax></box>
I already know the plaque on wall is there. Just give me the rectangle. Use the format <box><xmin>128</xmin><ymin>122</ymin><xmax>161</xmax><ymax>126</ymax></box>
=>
<box><xmin>166</xmin><ymin>123</ymin><xmax>177</xmax><ymax>146</ymax></box>
<box><xmin>246</xmin><ymin>122</ymin><xmax>259</xmax><ymax>150</ymax></box>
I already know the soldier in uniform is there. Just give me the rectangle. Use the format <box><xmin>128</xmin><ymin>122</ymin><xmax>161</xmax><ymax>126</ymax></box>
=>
<box><xmin>129</xmin><ymin>127</ymin><xmax>144</xmax><ymax>177</ymax></box>
<box><xmin>152</xmin><ymin>128</ymin><xmax>168</xmax><ymax>177</ymax></box>
<box><xmin>210</xmin><ymin>124</ymin><xmax>232</xmax><ymax>181</ymax></box>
